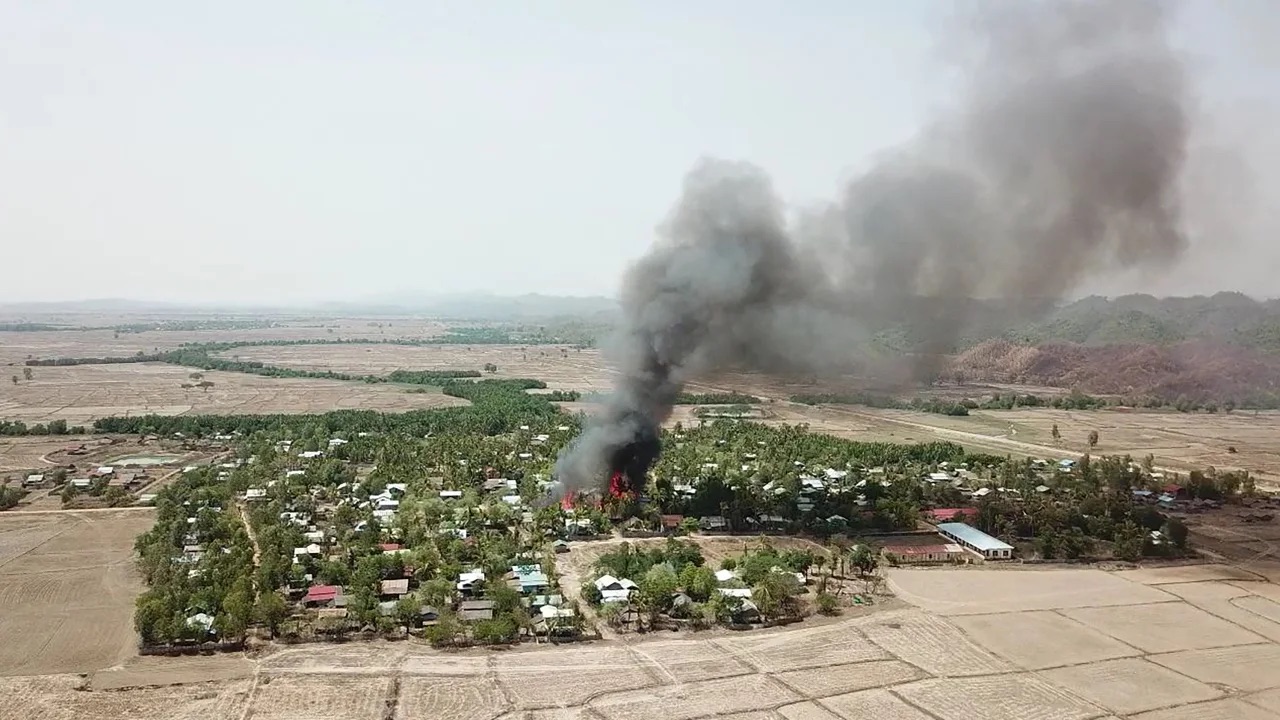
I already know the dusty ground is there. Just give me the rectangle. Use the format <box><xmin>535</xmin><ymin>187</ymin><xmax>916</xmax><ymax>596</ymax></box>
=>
<box><xmin>216</xmin><ymin>343</ymin><xmax>618</xmax><ymax>393</ymax></box>
<box><xmin>0</xmin><ymin>362</ymin><xmax>468</xmax><ymax>425</ymax></box>
<box><xmin>3</xmin><ymin>564</ymin><xmax>1278</xmax><ymax>719</ymax></box>
<box><xmin>0</xmin><ymin>509</ymin><xmax>154</xmax><ymax>676</ymax></box>
<box><xmin>0</xmin><ymin>436</ymin><xmax>73</xmax><ymax>473</ymax></box>
<box><xmin>0</xmin><ymin>318</ymin><xmax>447</xmax><ymax>365</ymax></box>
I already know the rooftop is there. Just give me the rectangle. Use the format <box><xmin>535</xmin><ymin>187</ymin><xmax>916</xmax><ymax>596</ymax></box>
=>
<box><xmin>380</xmin><ymin>579</ymin><xmax>409</xmax><ymax>596</ymax></box>
<box><xmin>882</xmin><ymin>544</ymin><xmax>964</xmax><ymax>556</ymax></box>
<box><xmin>937</xmin><ymin>523</ymin><xmax>1014</xmax><ymax>552</ymax></box>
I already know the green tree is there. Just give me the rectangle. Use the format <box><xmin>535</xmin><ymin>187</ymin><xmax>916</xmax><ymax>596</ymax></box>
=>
<box><xmin>848</xmin><ymin>545</ymin><xmax>879</xmax><ymax>577</ymax></box>
<box><xmin>135</xmin><ymin>592</ymin><xmax>173</xmax><ymax>644</ymax></box>
<box><xmin>753</xmin><ymin>571</ymin><xmax>800</xmax><ymax>621</ymax></box>
<box><xmin>426</xmin><ymin>609</ymin><xmax>462</xmax><ymax>646</ymax></box>
<box><xmin>1163</xmin><ymin>518</ymin><xmax>1189</xmax><ymax>549</ymax></box>
<box><xmin>637</xmin><ymin>564</ymin><xmax>679</xmax><ymax>625</ymax></box>
<box><xmin>473</xmin><ymin>615</ymin><xmax>518</xmax><ymax>644</ymax></box>
<box><xmin>815</xmin><ymin>590</ymin><xmax>841</xmax><ymax>616</ymax></box>
<box><xmin>254</xmin><ymin>592</ymin><xmax>290</xmax><ymax>637</ymax></box>
<box><xmin>394</xmin><ymin>596</ymin><xmax>422</xmax><ymax>627</ymax></box>
<box><xmin>1113</xmin><ymin>521</ymin><xmax>1144</xmax><ymax>562</ymax></box>
<box><xmin>420</xmin><ymin>577</ymin><xmax>454</xmax><ymax>608</ymax></box>
<box><xmin>679</xmin><ymin>564</ymin><xmax>718</xmax><ymax>602</ymax></box>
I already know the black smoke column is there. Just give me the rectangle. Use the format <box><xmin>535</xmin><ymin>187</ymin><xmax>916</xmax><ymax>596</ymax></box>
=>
<box><xmin>552</xmin><ymin>0</ymin><xmax>1197</xmax><ymax>502</ymax></box>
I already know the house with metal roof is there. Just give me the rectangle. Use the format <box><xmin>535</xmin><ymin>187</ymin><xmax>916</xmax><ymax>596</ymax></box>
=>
<box><xmin>935</xmin><ymin>522</ymin><xmax>1014</xmax><ymax>560</ymax></box>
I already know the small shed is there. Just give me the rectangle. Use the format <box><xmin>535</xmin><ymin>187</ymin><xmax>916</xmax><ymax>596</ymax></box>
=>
<box><xmin>459</xmin><ymin>600</ymin><xmax>495</xmax><ymax>622</ymax></box>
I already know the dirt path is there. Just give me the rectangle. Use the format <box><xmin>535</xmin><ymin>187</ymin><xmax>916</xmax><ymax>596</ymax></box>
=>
<box><xmin>554</xmin><ymin>533</ymin><xmax>633</xmax><ymax>641</ymax></box>
<box><xmin>235</xmin><ymin>501</ymin><xmax>262</xmax><ymax>591</ymax></box>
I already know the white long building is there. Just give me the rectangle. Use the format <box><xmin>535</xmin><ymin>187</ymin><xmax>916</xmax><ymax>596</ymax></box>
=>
<box><xmin>936</xmin><ymin>522</ymin><xmax>1014</xmax><ymax>560</ymax></box>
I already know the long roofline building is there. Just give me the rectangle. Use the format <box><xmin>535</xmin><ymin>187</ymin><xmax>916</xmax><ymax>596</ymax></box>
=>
<box><xmin>936</xmin><ymin>522</ymin><xmax>1014</xmax><ymax>560</ymax></box>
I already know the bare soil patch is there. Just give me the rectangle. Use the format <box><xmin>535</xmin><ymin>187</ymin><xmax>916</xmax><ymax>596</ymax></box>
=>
<box><xmin>0</xmin><ymin>674</ymin><xmax>252</xmax><ymax>720</ymax></box>
<box><xmin>1041</xmin><ymin>657</ymin><xmax>1222</xmax><ymax>716</ymax></box>
<box><xmin>774</xmin><ymin>659</ymin><xmax>923</xmax><ymax>697</ymax></box>
<box><xmin>0</xmin><ymin>319</ymin><xmax>447</xmax><ymax>365</ymax></box>
<box><xmin>92</xmin><ymin>655</ymin><xmax>255</xmax><ymax>690</ymax></box>
<box><xmin>715</xmin><ymin>622</ymin><xmax>891</xmax><ymax>673</ymax></box>
<box><xmin>856</xmin><ymin>609</ymin><xmax>1014</xmax><ymax>677</ymax></box>
<box><xmin>887</xmin><ymin>567</ymin><xmax>1173</xmax><ymax>616</ymax></box>
<box><xmin>396</xmin><ymin>675</ymin><xmax>508</xmax><ymax>720</ymax></box>
<box><xmin>216</xmin><ymin>343</ymin><xmax>618</xmax><ymax>393</ymax></box>
<box><xmin>1150</xmin><ymin>644</ymin><xmax>1280</xmax><ymax>692</ymax></box>
<box><xmin>247</xmin><ymin>674</ymin><xmax>391</xmax><ymax>720</ymax></box>
<box><xmin>893</xmin><ymin>674</ymin><xmax>1102</xmax><ymax>720</ymax></box>
<box><xmin>0</xmin><ymin>436</ymin><xmax>71</xmax><ymax>473</ymax></box>
<box><xmin>0</xmin><ymin>362</ymin><xmax>467</xmax><ymax>424</ymax></box>
<box><xmin>493</xmin><ymin>646</ymin><xmax>655</xmax><ymax>710</ymax></box>
<box><xmin>589</xmin><ymin>674</ymin><xmax>800</xmax><ymax>720</ymax></box>
<box><xmin>949</xmin><ymin>610</ymin><xmax>1139</xmax><ymax>670</ymax></box>
<box><xmin>0</xmin><ymin>510</ymin><xmax>153</xmax><ymax>676</ymax></box>
<box><xmin>1062</xmin><ymin>601</ymin><xmax>1269</xmax><ymax>653</ymax></box>
<box><xmin>816</xmin><ymin>688</ymin><xmax>935</xmax><ymax>720</ymax></box>
<box><xmin>1130</xmin><ymin>698</ymin><xmax>1277</xmax><ymax>719</ymax></box>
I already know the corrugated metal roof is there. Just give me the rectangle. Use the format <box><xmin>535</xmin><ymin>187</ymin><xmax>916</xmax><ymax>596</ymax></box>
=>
<box><xmin>937</xmin><ymin>523</ymin><xmax>1013</xmax><ymax>552</ymax></box>
<box><xmin>882</xmin><ymin>544</ymin><xmax>961</xmax><ymax>556</ymax></box>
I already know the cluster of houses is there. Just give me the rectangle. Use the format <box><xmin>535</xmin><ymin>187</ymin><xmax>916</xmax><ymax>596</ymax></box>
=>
<box><xmin>235</xmin><ymin>437</ymin><xmax>583</xmax><ymax>639</ymax></box>
<box><xmin>589</xmin><ymin>565</ymin><xmax>810</xmax><ymax>625</ymax></box>
<box><xmin>292</xmin><ymin>561</ymin><xmax>577</xmax><ymax>637</ymax></box>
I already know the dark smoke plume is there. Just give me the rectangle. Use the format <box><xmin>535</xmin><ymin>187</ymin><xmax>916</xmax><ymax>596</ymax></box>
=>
<box><xmin>552</xmin><ymin>0</ymin><xmax>1192</xmax><ymax>498</ymax></box>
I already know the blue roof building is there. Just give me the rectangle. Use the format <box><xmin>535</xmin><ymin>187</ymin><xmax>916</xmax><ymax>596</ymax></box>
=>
<box><xmin>936</xmin><ymin>522</ymin><xmax>1014</xmax><ymax>560</ymax></box>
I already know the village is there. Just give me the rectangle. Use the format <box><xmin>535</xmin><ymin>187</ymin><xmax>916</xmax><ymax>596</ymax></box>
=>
<box><xmin>3</xmin><ymin>410</ymin><xmax>1229</xmax><ymax>651</ymax></box>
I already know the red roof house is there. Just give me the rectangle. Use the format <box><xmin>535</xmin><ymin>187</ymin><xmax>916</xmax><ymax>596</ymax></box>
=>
<box><xmin>302</xmin><ymin>584</ymin><xmax>342</xmax><ymax>606</ymax></box>
<box><xmin>379</xmin><ymin>543</ymin><xmax>402</xmax><ymax>552</ymax></box>
<box><xmin>926</xmin><ymin>508</ymin><xmax>977</xmax><ymax>522</ymax></box>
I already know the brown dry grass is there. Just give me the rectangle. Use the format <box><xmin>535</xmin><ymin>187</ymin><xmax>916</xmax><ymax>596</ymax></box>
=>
<box><xmin>217</xmin><ymin>343</ymin><xmax>618</xmax><ymax>393</ymax></box>
<box><xmin>0</xmin><ymin>436</ymin><xmax>69</xmax><ymax>473</ymax></box>
<box><xmin>0</xmin><ymin>510</ymin><xmax>153</xmax><ymax>676</ymax></box>
<box><xmin>0</xmin><ymin>319</ymin><xmax>447</xmax><ymax>364</ymax></box>
<box><xmin>0</xmin><ymin>362</ymin><xmax>468</xmax><ymax>425</ymax></box>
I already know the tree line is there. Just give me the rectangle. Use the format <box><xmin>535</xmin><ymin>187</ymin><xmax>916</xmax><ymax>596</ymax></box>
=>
<box><xmin>0</xmin><ymin>419</ymin><xmax>84</xmax><ymax>437</ymax></box>
<box><xmin>93</xmin><ymin>378</ymin><xmax>565</xmax><ymax>438</ymax></box>
<box><xmin>674</xmin><ymin>392</ymin><xmax>761</xmax><ymax>405</ymax></box>
<box><xmin>793</xmin><ymin>391</ymin><xmax>1123</xmax><ymax>416</ymax></box>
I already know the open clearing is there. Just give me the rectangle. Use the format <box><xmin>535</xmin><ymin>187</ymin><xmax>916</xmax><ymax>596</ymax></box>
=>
<box><xmin>0</xmin><ymin>435</ymin><xmax>69</xmax><ymax>472</ymax></box>
<box><xmin>5</xmin><ymin>563</ymin><xmax>1280</xmax><ymax>718</ymax></box>
<box><xmin>0</xmin><ymin>510</ymin><xmax>153</xmax><ymax>676</ymax></box>
<box><xmin>0</xmin><ymin>319</ymin><xmax>447</xmax><ymax>365</ymax></box>
<box><xmin>216</xmin><ymin>342</ymin><xmax>619</xmax><ymax>393</ymax></box>
<box><xmin>0</xmin><ymin>362</ymin><xmax>468</xmax><ymax>425</ymax></box>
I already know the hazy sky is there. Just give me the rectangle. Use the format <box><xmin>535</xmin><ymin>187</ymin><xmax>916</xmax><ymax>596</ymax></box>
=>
<box><xmin>2</xmin><ymin>1</ymin><xmax>1277</xmax><ymax>305</ymax></box>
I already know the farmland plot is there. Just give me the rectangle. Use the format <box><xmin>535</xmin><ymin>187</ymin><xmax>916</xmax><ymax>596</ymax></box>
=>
<box><xmin>0</xmin><ymin>511</ymin><xmax>153</xmax><ymax>676</ymax></box>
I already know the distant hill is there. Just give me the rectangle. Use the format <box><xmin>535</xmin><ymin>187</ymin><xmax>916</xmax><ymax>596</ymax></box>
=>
<box><xmin>949</xmin><ymin>339</ymin><xmax>1280</xmax><ymax>407</ymax></box>
<box><xmin>995</xmin><ymin>293</ymin><xmax>1280</xmax><ymax>350</ymax></box>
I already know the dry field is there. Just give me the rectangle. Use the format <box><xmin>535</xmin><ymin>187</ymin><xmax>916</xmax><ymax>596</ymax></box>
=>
<box><xmin>4</xmin><ymin>564</ymin><xmax>1279</xmax><ymax>719</ymax></box>
<box><xmin>0</xmin><ymin>510</ymin><xmax>154</xmax><ymax>676</ymax></box>
<box><xmin>216</xmin><ymin>342</ymin><xmax>619</xmax><ymax>393</ymax></box>
<box><xmin>0</xmin><ymin>319</ymin><xmax>447</xmax><ymax>364</ymax></box>
<box><xmin>0</xmin><ymin>435</ymin><xmax>71</xmax><ymax>473</ymax></box>
<box><xmin>0</xmin><ymin>362</ymin><xmax>468</xmax><ymax>425</ymax></box>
